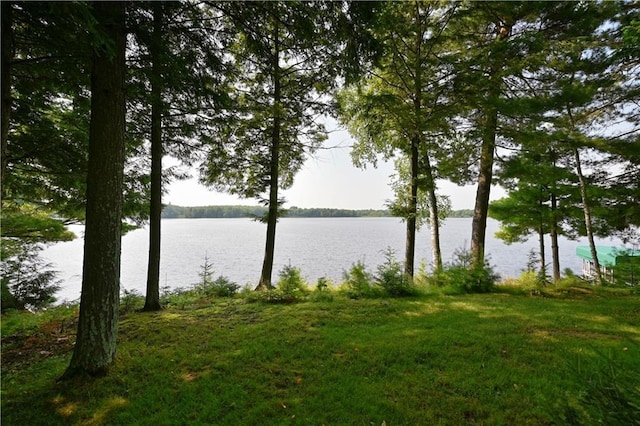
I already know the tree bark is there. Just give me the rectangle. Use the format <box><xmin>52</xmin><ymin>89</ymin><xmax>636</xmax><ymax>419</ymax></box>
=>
<box><xmin>423</xmin><ymin>155</ymin><xmax>442</xmax><ymax>271</ymax></box>
<box><xmin>470</xmin><ymin>106</ymin><xmax>497</xmax><ymax>267</ymax></box>
<box><xmin>404</xmin><ymin>138</ymin><xmax>419</xmax><ymax>277</ymax></box>
<box><xmin>61</xmin><ymin>1</ymin><xmax>126</xmax><ymax>379</ymax></box>
<box><xmin>537</xmin><ymin>222</ymin><xmax>546</xmax><ymax>278</ymax></box>
<box><xmin>550</xmin><ymin>192</ymin><xmax>561</xmax><ymax>281</ymax></box>
<box><xmin>574</xmin><ymin>148</ymin><xmax>603</xmax><ymax>284</ymax></box>
<box><xmin>470</xmin><ymin>22</ymin><xmax>510</xmax><ymax>268</ymax></box>
<box><xmin>1</xmin><ymin>1</ymin><xmax>13</xmax><ymax>202</ymax></box>
<box><xmin>257</xmin><ymin>24</ymin><xmax>281</xmax><ymax>291</ymax></box>
<box><xmin>143</xmin><ymin>2</ymin><xmax>164</xmax><ymax>312</ymax></box>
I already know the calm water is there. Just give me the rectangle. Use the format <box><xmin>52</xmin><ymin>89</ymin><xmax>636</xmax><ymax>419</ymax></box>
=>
<box><xmin>42</xmin><ymin>217</ymin><xmax>624</xmax><ymax>302</ymax></box>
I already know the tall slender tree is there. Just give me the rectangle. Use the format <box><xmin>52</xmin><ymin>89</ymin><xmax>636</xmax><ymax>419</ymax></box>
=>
<box><xmin>202</xmin><ymin>2</ymin><xmax>332</xmax><ymax>290</ymax></box>
<box><xmin>338</xmin><ymin>1</ymin><xmax>456</xmax><ymax>275</ymax></box>
<box><xmin>142</xmin><ymin>2</ymin><xmax>165</xmax><ymax>312</ymax></box>
<box><xmin>62</xmin><ymin>1</ymin><xmax>126</xmax><ymax>379</ymax></box>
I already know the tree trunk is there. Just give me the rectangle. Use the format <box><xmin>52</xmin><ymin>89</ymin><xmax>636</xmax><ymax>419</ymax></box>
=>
<box><xmin>257</xmin><ymin>24</ymin><xmax>281</xmax><ymax>291</ymax></box>
<box><xmin>1</xmin><ymin>1</ymin><xmax>12</xmax><ymax>202</ymax></box>
<box><xmin>143</xmin><ymin>2</ymin><xmax>164</xmax><ymax>312</ymax></box>
<box><xmin>423</xmin><ymin>154</ymin><xmax>442</xmax><ymax>271</ymax></box>
<box><xmin>537</xmin><ymin>222</ymin><xmax>546</xmax><ymax>278</ymax></box>
<box><xmin>61</xmin><ymin>1</ymin><xmax>126</xmax><ymax>379</ymax></box>
<box><xmin>550</xmin><ymin>192</ymin><xmax>561</xmax><ymax>281</ymax></box>
<box><xmin>574</xmin><ymin>148</ymin><xmax>603</xmax><ymax>284</ymax></box>
<box><xmin>470</xmin><ymin>22</ymin><xmax>509</xmax><ymax>268</ymax></box>
<box><xmin>404</xmin><ymin>138</ymin><xmax>419</xmax><ymax>277</ymax></box>
<box><xmin>470</xmin><ymin>106</ymin><xmax>497</xmax><ymax>267</ymax></box>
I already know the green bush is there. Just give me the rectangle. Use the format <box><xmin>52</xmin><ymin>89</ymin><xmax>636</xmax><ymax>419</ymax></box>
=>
<box><xmin>275</xmin><ymin>265</ymin><xmax>309</xmax><ymax>302</ymax></box>
<box><xmin>1</xmin><ymin>243</ymin><xmax>61</xmax><ymax>312</ymax></box>
<box><xmin>310</xmin><ymin>277</ymin><xmax>334</xmax><ymax>302</ymax></box>
<box><xmin>193</xmin><ymin>254</ymin><xmax>240</xmax><ymax>298</ymax></box>
<box><xmin>120</xmin><ymin>288</ymin><xmax>144</xmax><ymax>314</ymax></box>
<box><xmin>427</xmin><ymin>248</ymin><xmax>499</xmax><ymax>294</ymax></box>
<box><xmin>341</xmin><ymin>261</ymin><xmax>376</xmax><ymax>299</ymax></box>
<box><xmin>374</xmin><ymin>248</ymin><xmax>416</xmax><ymax>297</ymax></box>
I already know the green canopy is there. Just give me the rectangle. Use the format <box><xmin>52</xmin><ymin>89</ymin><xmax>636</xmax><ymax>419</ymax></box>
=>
<box><xmin>576</xmin><ymin>246</ymin><xmax>640</xmax><ymax>267</ymax></box>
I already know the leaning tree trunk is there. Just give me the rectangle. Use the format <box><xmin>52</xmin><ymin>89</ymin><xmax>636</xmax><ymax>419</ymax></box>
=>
<box><xmin>574</xmin><ymin>147</ymin><xmax>603</xmax><ymax>284</ymax></box>
<box><xmin>62</xmin><ymin>1</ymin><xmax>126</xmax><ymax>379</ymax></box>
<box><xmin>404</xmin><ymin>138</ymin><xmax>419</xmax><ymax>277</ymax></box>
<box><xmin>1</xmin><ymin>1</ymin><xmax>13</xmax><ymax>202</ymax></box>
<box><xmin>143</xmin><ymin>2</ymin><xmax>164</xmax><ymax>312</ymax></box>
<box><xmin>257</xmin><ymin>25</ymin><xmax>281</xmax><ymax>291</ymax></box>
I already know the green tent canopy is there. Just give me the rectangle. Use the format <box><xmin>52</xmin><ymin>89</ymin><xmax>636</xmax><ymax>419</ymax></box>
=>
<box><xmin>576</xmin><ymin>246</ymin><xmax>640</xmax><ymax>284</ymax></box>
<box><xmin>576</xmin><ymin>246</ymin><xmax>640</xmax><ymax>267</ymax></box>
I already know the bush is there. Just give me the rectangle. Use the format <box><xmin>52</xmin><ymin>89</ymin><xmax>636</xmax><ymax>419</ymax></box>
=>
<box><xmin>310</xmin><ymin>277</ymin><xmax>334</xmax><ymax>302</ymax></box>
<box><xmin>275</xmin><ymin>265</ymin><xmax>309</xmax><ymax>302</ymax></box>
<box><xmin>1</xmin><ymin>242</ymin><xmax>61</xmax><ymax>311</ymax></box>
<box><xmin>120</xmin><ymin>288</ymin><xmax>144</xmax><ymax>314</ymax></box>
<box><xmin>428</xmin><ymin>248</ymin><xmax>499</xmax><ymax>294</ymax></box>
<box><xmin>193</xmin><ymin>254</ymin><xmax>239</xmax><ymax>298</ymax></box>
<box><xmin>374</xmin><ymin>248</ymin><xmax>416</xmax><ymax>297</ymax></box>
<box><xmin>341</xmin><ymin>261</ymin><xmax>376</xmax><ymax>299</ymax></box>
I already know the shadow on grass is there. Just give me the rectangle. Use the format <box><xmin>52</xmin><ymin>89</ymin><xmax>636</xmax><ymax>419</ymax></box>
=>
<box><xmin>2</xmin><ymin>294</ymin><xmax>639</xmax><ymax>424</ymax></box>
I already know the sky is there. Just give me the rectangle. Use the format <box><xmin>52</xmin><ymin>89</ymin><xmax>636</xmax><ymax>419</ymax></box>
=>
<box><xmin>164</xmin><ymin>124</ymin><xmax>506</xmax><ymax>211</ymax></box>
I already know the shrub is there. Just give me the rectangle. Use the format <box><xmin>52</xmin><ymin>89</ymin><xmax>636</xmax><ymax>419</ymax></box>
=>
<box><xmin>1</xmin><ymin>242</ymin><xmax>61</xmax><ymax>311</ymax></box>
<box><xmin>275</xmin><ymin>265</ymin><xmax>309</xmax><ymax>302</ymax></box>
<box><xmin>310</xmin><ymin>277</ymin><xmax>334</xmax><ymax>302</ymax></box>
<box><xmin>193</xmin><ymin>254</ymin><xmax>239</xmax><ymax>298</ymax></box>
<box><xmin>120</xmin><ymin>288</ymin><xmax>144</xmax><ymax>314</ymax></box>
<box><xmin>374</xmin><ymin>248</ymin><xmax>416</xmax><ymax>297</ymax></box>
<box><xmin>427</xmin><ymin>248</ymin><xmax>499</xmax><ymax>294</ymax></box>
<box><xmin>341</xmin><ymin>261</ymin><xmax>376</xmax><ymax>299</ymax></box>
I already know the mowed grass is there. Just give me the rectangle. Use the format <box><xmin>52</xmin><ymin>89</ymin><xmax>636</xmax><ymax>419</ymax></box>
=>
<box><xmin>2</xmin><ymin>289</ymin><xmax>639</xmax><ymax>425</ymax></box>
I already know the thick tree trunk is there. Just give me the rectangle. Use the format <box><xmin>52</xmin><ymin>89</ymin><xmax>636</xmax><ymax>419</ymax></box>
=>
<box><xmin>574</xmin><ymin>148</ymin><xmax>603</xmax><ymax>284</ymax></box>
<box><xmin>257</xmin><ymin>26</ymin><xmax>280</xmax><ymax>291</ymax></box>
<box><xmin>61</xmin><ymin>1</ymin><xmax>126</xmax><ymax>379</ymax></box>
<box><xmin>404</xmin><ymin>139</ymin><xmax>419</xmax><ymax>277</ymax></box>
<box><xmin>470</xmin><ymin>107</ymin><xmax>497</xmax><ymax>267</ymax></box>
<box><xmin>471</xmin><ymin>22</ymin><xmax>509</xmax><ymax>268</ymax></box>
<box><xmin>143</xmin><ymin>2</ymin><xmax>164</xmax><ymax>312</ymax></box>
<box><xmin>1</xmin><ymin>2</ymin><xmax>12</xmax><ymax>201</ymax></box>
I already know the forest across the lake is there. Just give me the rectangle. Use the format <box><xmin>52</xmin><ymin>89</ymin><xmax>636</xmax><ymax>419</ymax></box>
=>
<box><xmin>162</xmin><ymin>204</ymin><xmax>474</xmax><ymax>219</ymax></box>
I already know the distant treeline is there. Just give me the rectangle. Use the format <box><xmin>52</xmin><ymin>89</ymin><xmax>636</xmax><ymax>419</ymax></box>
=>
<box><xmin>162</xmin><ymin>205</ymin><xmax>473</xmax><ymax>219</ymax></box>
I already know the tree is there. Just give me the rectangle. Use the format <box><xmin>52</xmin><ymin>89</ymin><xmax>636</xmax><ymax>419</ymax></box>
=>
<box><xmin>62</xmin><ymin>1</ymin><xmax>126</xmax><ymax>379</ymax></box>
<box><xmin>126</xmin><ymin>1</ymin><xmax>230</xmax><ymax>310</ymax></box>
<box><xmin>202</xmin><ymin>2</ymin><xmax>331</xmax><ymax>290</ymax></box>
<box><xmin>338</xmin><ymin>1</ymin><xmax>456</xmax><ymax>275</ymax></box>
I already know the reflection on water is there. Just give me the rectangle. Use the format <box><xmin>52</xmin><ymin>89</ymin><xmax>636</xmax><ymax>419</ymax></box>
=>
<box><xmin>42</xmin><ymin>217</ymin><xmax>626</xmax><ymax>302</ymax></box>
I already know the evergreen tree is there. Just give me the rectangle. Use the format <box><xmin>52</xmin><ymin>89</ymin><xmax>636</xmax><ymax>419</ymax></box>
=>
<box><xmin>62</xmin><ymin>1</ymin><xmax>126</xmax><ymax>379</ymax></box>
<box><xmin>338</xmin><ymin>1</ymin><xmax>456</xmax><ymax>275</ymax></box>
<box><xmin>202</xmin><ymin>2</ymin><xmax>334</xmax><ymax>290</ymax></box>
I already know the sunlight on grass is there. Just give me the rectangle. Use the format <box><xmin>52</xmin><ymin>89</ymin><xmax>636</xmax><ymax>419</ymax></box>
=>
<box><xmin>4</xmin><ymin>291</ymin><xmax>639</xmax><ymax>425</ymax></box>
<box><xmin>85</xmin><ymin>397</ymin><xmax>128</xmax><ymax>426</ymax></box>
<box><xmin>52</xmin><ymin>395</ymin><xmax>78</xmax><ymax>418</ymax></box>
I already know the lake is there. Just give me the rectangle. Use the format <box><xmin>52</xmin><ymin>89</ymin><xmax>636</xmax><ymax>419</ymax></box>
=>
<box><xmin>42</xmin><ymin>217</ymin><xmax>624</xmax><ymax>302</ymax></box>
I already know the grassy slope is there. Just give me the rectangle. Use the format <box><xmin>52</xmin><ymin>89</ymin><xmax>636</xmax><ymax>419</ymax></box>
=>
<box><xmin>2</xmin><ymin>290</ymin><xmax>639</xmax><ymax>425</ymax></box>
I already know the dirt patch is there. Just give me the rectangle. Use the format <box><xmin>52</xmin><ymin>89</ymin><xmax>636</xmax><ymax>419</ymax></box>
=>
<box><xmin>1</xmin><ymin>316</ymin><xmax>78</xmax><ymax>371</ymax></box>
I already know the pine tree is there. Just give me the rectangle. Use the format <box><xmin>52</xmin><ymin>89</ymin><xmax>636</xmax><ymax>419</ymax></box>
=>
<box><xmin>62</xmin><ymin>1</ymin><xmax>126</xmax><ymax>379</ymax></box>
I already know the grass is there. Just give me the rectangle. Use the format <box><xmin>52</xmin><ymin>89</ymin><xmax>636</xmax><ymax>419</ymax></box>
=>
<box><xmin>2</xmin><ymin>286</ymin><xmax>639</xmax><ymax>425</ymax></box>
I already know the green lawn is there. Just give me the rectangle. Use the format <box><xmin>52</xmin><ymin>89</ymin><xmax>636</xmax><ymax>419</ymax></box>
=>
<box><xmin>2</xmin><ymin>288</ymin><xmax>639</xmax><ymax>425</ymax></box>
